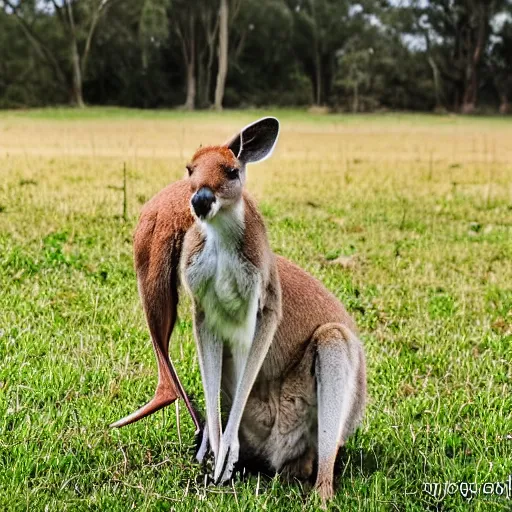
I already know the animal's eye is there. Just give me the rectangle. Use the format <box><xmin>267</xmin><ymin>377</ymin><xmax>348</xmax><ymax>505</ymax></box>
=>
<box><xmin>186</xmin><ymin>165</ymin><xmax>193</xmax><ymax>177</ymax></box>
<box><xmin>226</xmin><ymin>167</ymin><xmax>240</xmax><ymax>180</ymax></box>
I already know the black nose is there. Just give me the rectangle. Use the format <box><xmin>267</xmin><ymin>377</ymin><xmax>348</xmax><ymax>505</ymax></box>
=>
<box><xmin>191</xmin><ymin>187</ymin><xmax>215</xmax><ymax>218</ymax></box>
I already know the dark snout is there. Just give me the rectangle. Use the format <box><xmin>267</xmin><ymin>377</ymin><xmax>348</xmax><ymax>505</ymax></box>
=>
<box><xmin>191</xmin><ymin>187</ymin><xmax>216</xmax><ymax>218</ymax></box>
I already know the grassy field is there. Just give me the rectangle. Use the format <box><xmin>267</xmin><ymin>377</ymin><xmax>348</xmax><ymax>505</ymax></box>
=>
<box><xmin>1</xmin><ymin>109</ymin><xmax>511</xmax><ymax>511</ymax></box>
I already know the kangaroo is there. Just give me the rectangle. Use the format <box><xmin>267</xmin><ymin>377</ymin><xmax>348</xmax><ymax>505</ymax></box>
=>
<box><xmin>111</xmin><ymin>118</ymin><xmax>366</xmax><ymax>503</ymax></box>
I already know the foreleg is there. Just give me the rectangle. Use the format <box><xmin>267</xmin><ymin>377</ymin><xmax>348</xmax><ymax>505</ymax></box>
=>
<box><xmin>214</xmin><ymin>308</ymin><xmax>279</xmax><ymax>483</ymax></box>
<box><xmin>194</xmin><ymin>312</ymin><xmax>224</xmax><ymax>462</ymax></box>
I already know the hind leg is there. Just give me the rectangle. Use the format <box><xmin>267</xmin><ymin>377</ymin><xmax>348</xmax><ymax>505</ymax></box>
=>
<box><xmin>313</xmin><ymin>323</ymin><xmax>366</xmax><ymax>505</ymax></box>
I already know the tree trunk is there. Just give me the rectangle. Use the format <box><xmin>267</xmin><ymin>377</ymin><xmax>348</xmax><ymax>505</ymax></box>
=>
<box><xmin>184</xmin><ymin>52</ymin><xmax>196</xmax><ymax>110</ymax></box>
<box><xmin>214</xmin><ymin>0</ymin><xmax>228</xmax><ymax>111</ymax></box>
<box><xmin>314</xmin><ymin>49</ymin><xmax>322</xmax><ymax>105</ymax></box>
<box><xmin>71</xmin><ymin>41</ymin><xmax>85</xmax><ymax>107</ymax></box>
<box><xmin>82</xmin><ymin>0</ymin><xmax>110</xmax><ymax>82</ymax></box>
<box><xmin>197</xmin><ymin>25</ymin><xmax>217</xmax><ymax>107</ymax></box>
<box><xmin>352</xmin><ymin>79</ymin><xmax>359</xmax><ymax>113</ymax></box>
<box><xmin>65</xmin><ymin>0</ymin><xmax>85</xmax><ymax>107</ymax></box>
<box><xmin>183</xmin><ymin>16</ymin><xmax>196</xmax><ymax>110</ymax></box>
<box><xmin>204</xmin><ymin>50</ymin><xmax>214</xmax><ymax>106</ymax></box>
<box><xmin>198</xmin><ymin>7</ymin><xmax>219</xmax><ymax>108</ymax></box>
<box><xmin>462</xmin><ymin>65</ymin><xmax>478</xmax><ymax>114</ymax></box>
<box><xmin>308</xmin><ymin>0</ymin><xmax>322</xmax><ymax>105</ymax></box>
<box><xmin>499</xmin><ymin>93</ymin><xmax>510</xmax><ymax>114</ymax></box>
<box><xmin>453</xmin><ymin>87</ymin><xmax>460</xmax><ymax>112</ymax></box>
<box><xmin>197</xmin><ymin>48</ymin><xmax>206</xmax><ymax>108</ymax></box>
<box><xmin>203</xmin><ymin>27</ymin><xmax>218</xmax><ymax>107</ymax></box>
<box><xmin>427</xmin><ymin>56</ymin><xmax>443</xmax><ymax>110</ymax></box>
<box><xmin>462</xmin><ymin>3</ymin><xmax>488</xmax><ymax>114</ymax></box>
<box><xmin>198</xmin><ymin>42</ymin><xmax>216</xmax><ymax>108</ymax></box>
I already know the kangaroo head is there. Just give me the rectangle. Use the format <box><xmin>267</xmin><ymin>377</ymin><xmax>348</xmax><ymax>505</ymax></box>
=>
<box><xmin>187</xmin><ymin>117</ymin><xmax>279</xmax><ymax>221</ymax></box>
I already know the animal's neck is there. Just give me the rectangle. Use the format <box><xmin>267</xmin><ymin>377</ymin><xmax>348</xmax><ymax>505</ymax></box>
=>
<box><xmin>202</xmin><ymin>199</ymin><xmax>245</xmax><ymax>249</ymax></box>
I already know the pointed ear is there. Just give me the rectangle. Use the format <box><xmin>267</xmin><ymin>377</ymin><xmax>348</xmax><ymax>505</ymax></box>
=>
<box><xmin>225</xmin><ymin>117</ymin><xmax>280</xmax><ymax>164</ymax></box>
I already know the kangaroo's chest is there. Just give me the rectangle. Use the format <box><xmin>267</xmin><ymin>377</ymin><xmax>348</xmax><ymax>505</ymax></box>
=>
<box><xmin>184</xmin><ymin>231</ymin><xmax>260</xmax><ymax>348</ymax></box>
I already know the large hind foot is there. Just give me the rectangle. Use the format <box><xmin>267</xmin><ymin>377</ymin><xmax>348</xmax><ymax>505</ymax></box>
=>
<box><xmin>314</xmin><ymin>474</ymin><xmax>334</xmax><ymax>508</ymax></box>
<box><xmin>280</xmin><ymin>447</ymin><xmax>315</xmax><ymax>481</ymax></box>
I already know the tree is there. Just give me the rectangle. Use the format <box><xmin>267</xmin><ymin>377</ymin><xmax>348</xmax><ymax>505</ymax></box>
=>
<box><xmin>287</xmin><ymin>0</ymin><xmax>368</xmax><ymax>105</ymax></box>
<box><xmin>213</xmin><ymin>0</ymin><xmax>242</xmax><ymax>110</ymax></box>
<box><xmin>336</xmin><ymin>41</ymin><xmax>374</xmax><ymax>112</ymax></box>
<box><xmin>138</xmin><ymin>0</ymin><xmax>171</xmax><ymax>108</ymax></box>
<box><xmin>461</xmin><ymin>0</ymin><xmax>491</xmax><ymax>113</ymax></box>
<box><xmin>170</xmin><ymin>0</ymin><xmax>198</xmax><ymax>110</ymax></box>
<box><xmin>1</xmin><ymin>0</ymin><xmax>116</xmax><ymax>107</ymax></box>
<box><xmin>224</xmin><ymin>0</ymin><xmax>306</xmax><ymax>106</ymax></box>
<box><xmin>408</xmin><ymin>0</ymin><xmax>509</xmax><ymax>113</ymax></box>
<box><xmin>489</xmin><ymin>7</ymin><xmax>512</xmax><ymax>113</ymax></box>
<box><xmin>0</xmin><ymin>0</ymin><xmax>510</xmax><ymax>112</ymax></box>
<box><xmin>0</xmin><ymin>6</ymin><xmax>62</xmax><ymax>106</ymax></box>
<box><xmin>139</xmin><ymin>0</ymin><xmax>171</xmax><ymax>73</ymax></box>
<box><xmin>197</xmin><ymin>0</ymin><xmax>219</xmax><ymax>107</ymax></box>
<box><xmin>214</xmin><ymin>0</ymin><xmax>229</xmax><ymax>110</ymax></box>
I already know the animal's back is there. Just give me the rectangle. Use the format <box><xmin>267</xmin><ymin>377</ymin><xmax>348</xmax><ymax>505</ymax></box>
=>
<box><xmin>262</xmin><ymin>256</ymin><xmax>356</xmax><ymax>378</ymax></box>
<box><xmin>134</xmin><ymin>179</ymin><xmax>193</xmax><ymax>287</ymax></box>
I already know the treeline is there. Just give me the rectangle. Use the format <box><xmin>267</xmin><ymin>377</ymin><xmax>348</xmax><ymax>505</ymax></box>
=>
<box><xmin>0</xmin><ymin>0</ymin><xmax>511</xmax><ymax>113</ymax></box>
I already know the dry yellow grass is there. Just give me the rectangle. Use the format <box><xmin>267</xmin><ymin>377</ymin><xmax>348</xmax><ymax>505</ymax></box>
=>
<box><xmin>1</xmin><ymin>112</ymin><xmax>510</xmax><ymax>225</ymax></box>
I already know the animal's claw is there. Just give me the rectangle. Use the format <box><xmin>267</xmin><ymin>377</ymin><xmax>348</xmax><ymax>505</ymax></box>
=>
<box><xmin>196</xmin><ymin>428</ymin><xmax>209</xmax><ymax>464</ymax></box>
<box><xmin>213</xmin><ymin>435</ymin><xmax>239</xmax><ymax>484</ymax></box>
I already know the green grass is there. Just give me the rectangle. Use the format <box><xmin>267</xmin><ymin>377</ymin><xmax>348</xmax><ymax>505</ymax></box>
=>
<box><xmin>3</xmin><ymin>106</ymin><xmax>512</xmax><ymax>126</ymax></box>
<box><xmin>1</xmin><ymin>109</ymin><xmax>511</xmax><ymax>511</ymax></box>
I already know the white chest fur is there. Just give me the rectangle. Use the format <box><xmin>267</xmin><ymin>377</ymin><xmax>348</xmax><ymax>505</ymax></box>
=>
<box><xmin>184</xmin><ymin>203</ymin><xmax>261</xmax><ymax>367</ymax></box>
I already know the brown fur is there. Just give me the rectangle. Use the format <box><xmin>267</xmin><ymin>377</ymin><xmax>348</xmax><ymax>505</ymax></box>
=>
<box><xmin>191</xmin><ymin>145</ymin><xmax>237</xmax><ymax>163</ymax></box>
<box><xmin>112</xmin><ymin>137</ymin><xmax>366</xmax><ymax>505</ymax></box>
<box><xmin>110</xmin><ymin>179</ymin><xmax>199</xmax><ymax>429</ymax></box>
<box><xmin>265</xmin><ymin>257</ymin><xmax>357</xmax><ymax>378</ymax></box>
<box><xmin>188</xmin><ymin>146</ymin><xmax>239</xmax><ymax>196</ymax></box>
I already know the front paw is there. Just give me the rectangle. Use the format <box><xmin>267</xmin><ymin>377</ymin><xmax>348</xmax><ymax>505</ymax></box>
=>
<box><xmin>196</xmin><ymin>428</ymin><xmax>209</xmax><ymax>464</ymax></box>
<box><xmin>213</xmin><ymin>435</ymin><xmax>240</xmax><ymax>484</ymax></box>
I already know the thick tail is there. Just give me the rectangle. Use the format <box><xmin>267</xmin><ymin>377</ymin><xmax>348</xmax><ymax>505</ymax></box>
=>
<box><xmin>110</xmin><ymin>180</ymin><xmax>201</xmax><ymax>432</ymax></box>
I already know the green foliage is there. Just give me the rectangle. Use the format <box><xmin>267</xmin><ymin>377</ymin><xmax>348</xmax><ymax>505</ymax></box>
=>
<box><xmin>0</xmin><ymin>0</ymin><xmax>511</xmax><ymax>111</ymax></box>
